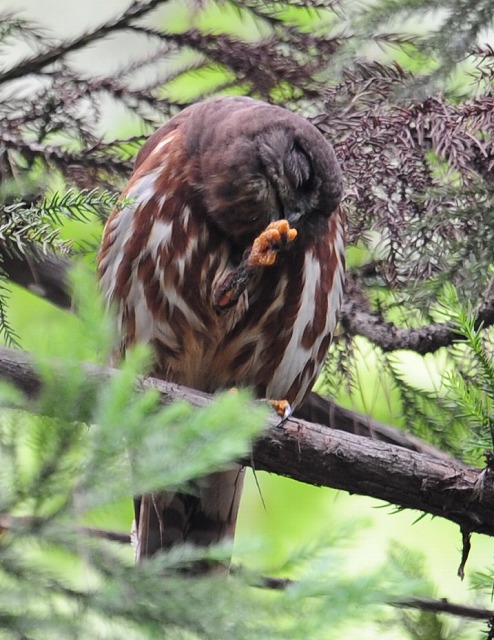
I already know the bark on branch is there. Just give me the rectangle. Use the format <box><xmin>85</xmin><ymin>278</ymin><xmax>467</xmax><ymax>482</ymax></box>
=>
<box><xmin>340</xmin><ymin>294</ymin><xmax>494</xmax><ymax>355</ymax></box>
<box><xmin>0</xmin><ymin>346</ymin><xmax>492</xmax><ymax>537</ymax></box>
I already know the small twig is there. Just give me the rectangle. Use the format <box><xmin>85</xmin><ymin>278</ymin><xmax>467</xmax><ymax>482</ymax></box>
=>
<box><xmin>81</xmin><ymin>527</ymin><xmax>130</xmax><ymax>544</ymax></box>
<box><xmin>458</xmin><ymin>527</ymin><xmax>472</xmax><ymax>580</ymax></box>
<box><xmin>392</xmin><ymin>596</ymin><xmax>493</xmax><ymax>621</ymax></box>
<box><xmin>255</xmin><ymin>574</ymin><xmax>494</xmax><ymax>622</ymax></box>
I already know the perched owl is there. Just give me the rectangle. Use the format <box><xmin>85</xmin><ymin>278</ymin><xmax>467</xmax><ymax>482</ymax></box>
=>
<box><xmin>98</xmin><ymin>96</ymin><xmax>345</xmax><ymax>564</ymax></box>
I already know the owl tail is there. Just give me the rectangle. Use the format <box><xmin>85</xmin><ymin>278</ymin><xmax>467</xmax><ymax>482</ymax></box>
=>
<box><xmin>133</xmin><ymin>465</ymin><xmax>245</xmax><ymax>572</ymax></box>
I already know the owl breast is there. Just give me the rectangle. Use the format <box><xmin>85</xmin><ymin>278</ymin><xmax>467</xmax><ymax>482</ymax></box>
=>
<box><xmin>99</xmin><ymin>155</ymin><xmax>345</xmax><ymax>408</ymax></box>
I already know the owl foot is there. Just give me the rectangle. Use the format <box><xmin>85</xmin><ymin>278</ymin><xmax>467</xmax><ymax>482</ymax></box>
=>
<box><xmin>213</xmin><ymin>221</ymin><xmax>297</xmax><ymax>311</ymax></box>
<box><xmin>269</xmin><ymin>399</ymin><xmax>292</xmax><ymax>422</ymax></box>
<box><xmin>247</xmin><ymin>220</ymin><xmax>298</xmax><ymax>268</ymax></box>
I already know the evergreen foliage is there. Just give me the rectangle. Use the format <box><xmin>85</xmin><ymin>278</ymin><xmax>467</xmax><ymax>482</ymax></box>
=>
<box><xmin>0</xmin><ymin>0</ymin><xmax>493</xmax><ymax>638</ymax></box>
<box><xmin>0</xmin><ymin>270</ymin><xmax>409</xmax><ymax>640</ymax></box>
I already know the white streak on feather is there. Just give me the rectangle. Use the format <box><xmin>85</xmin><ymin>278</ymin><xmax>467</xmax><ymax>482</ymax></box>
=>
<box><xmin>127</xmin><ymin>166</ymin><xmax>162</xmax><ymax>207</ymax></box>
<box><xmin>149</xmin><ymin>133</ymin><xmax>176</xmax><ymax>157</ymax></box>
<box><xmin>266</xmin><ymin>252</ymin><xmax>319</xmax><ymax>399</ymax></box>
<box><xmin>181</xmin><ymin>205</ymin><xmax>191</xmax><ymax>229</ymax></box>
<box><xmin>128</xmin><ymin>280</ymin><xmax>160</xmax><ymax>344</ymax></box>
<box><xmin>146</xmin><ymin>220</ymin><xmax>173</xmax><ymax>257</ymax></box>
<box><xmin>99</xmin><ymin>202</ymin><xmax>139</xmax><ymax>301</ymax></box>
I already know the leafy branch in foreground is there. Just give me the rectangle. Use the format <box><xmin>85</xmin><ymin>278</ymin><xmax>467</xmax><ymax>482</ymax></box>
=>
<box><xmin>0</xmin><ymin>270</ymin><xmax>410</xmax><ymax>640</ymax></box>
<box><xmin>0</xmin><ymin>187</ymin><xmax>119</xmax><ymax>347</ymax></box>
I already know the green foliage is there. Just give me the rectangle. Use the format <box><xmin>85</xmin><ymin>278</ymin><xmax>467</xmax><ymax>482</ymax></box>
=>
<box><xmin>0</xmin><ymin>270</ymin><xmax>410</xmax><ymax>639</ymax></box>
<box><xmin>1</xmin><ymin>0</ymin><xmax>494</xmax><ymax>638</ymax></box>
<box><xmin>438</xmin><ymin>285</ymin><xmax>494</xmax><ymax>461</ymax></box>
<box><xmin>361</xmin><ymin>0</ymin><xmax>494</xmax><ymax>81</ymax></box>
<box><xmin>0</xmin><ymin>187</ymin><xmax>119</xmax><ymax>347</ymax></box>
<box><xmin>0</xmin><ymin>188</ymin><xmax>119</xmax><ymax>256</ymax></box>
<box><xmin>0</xmin><ymin>282</ymin><xmax>18</xmax><ymax>349</ymax></box>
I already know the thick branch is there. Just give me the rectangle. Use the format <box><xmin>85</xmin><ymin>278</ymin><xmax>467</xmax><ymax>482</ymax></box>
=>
<box><xmin>249</xmin><ymin>418</ymin><xmax>494</xmax><ymax>535</ymax></box>
<box><xmin>0</xmin><ymin>347</ymin><xmax>493</xmax><ymax>537</ymax></box>
<box><xmin>341</xmin><ymin>295</ymin><xmax>494</xmax><ymax>355</ymax></box>
<box><xmin>1</xmin><ymin>248</ymin><xmax>72</xmax><ymax>310</ymax></box>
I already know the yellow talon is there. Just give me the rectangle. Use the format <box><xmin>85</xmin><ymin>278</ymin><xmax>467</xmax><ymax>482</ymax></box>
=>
<box><xmin>248</xmin><ymin>220</ymin><xmax>298</xmax><ymax>268</ymax></box>
<box><xmin>270</xmin><ymin>399</ymin><xmax>292</xmax><ymax>420</ymax></box>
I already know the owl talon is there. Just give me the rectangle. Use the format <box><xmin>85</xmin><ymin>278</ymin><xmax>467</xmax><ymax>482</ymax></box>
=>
<box><xmin>269</xmin><ymin>399</ymin><xmax>292</xmax><ymax>422</ymax></box>
<box><xmin>213</xmin><ymin>220</ymin><xmax>297</xmax><ymax>310</ymax></box>
<box><xmin>248</xmin><ymin>220</ymin><xmax>298</xmax><ymax>268</ymax></box>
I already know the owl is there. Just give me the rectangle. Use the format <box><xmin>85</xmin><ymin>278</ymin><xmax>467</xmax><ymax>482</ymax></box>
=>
<box><xmin>98</xmin><ymin>96</ymin><xmax>345</xmax><ymax>564</ymax></box>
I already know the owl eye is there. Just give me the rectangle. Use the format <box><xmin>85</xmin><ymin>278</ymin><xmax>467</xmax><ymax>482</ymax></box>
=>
<box><xmin>286</xmin><ymin>142</ymin><xmax>312</xmax><ymax>189</ymax></box>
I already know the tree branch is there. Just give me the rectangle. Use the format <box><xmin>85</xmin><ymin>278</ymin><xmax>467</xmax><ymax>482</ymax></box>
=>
<box><xmin>0</xmin><ymin>513</ymin><xmax>130</xmax><ymax>544</ymax></box>
<box><xmin>392</xmin><ymin>597</ymin><xmax>493</xmax><ymax>622</ymax></box>
<box><xmin>340</xmin><ymin>295</ymin><xmax>494</xmax><ymax>355</ymax></box>
<box><xmin>256</xmin><ymin>576</ymin><xmax>494</xmax><ymax>622</ymax></box>
<box><xmin>0</xmin><ymin>132</ymin><xmax>131</xmax><ymax>175</ymax></box>
<box><xmin>1</xmin><ymin>247</ymin><xmax>72</xmax><ymax>310</ymax></box>
<box><xmin>0</xmin><ymin>0</ymin><xmax>169</xmax><ymax>86</ymax></box>
<box><xmin>0</xmin><ymin>346</ymin><xmax>493</xmax><ymax>537</ymax></box>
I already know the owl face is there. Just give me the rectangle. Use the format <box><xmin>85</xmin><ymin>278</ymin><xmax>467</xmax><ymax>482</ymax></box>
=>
<box><xmin>183</xmin><ymin>97</ymin><xmax>343</xmax><ymax>246</ymax></box>
<box><xmin>255</xmin><ymin>125</ymin><xmax>343</xmax><ymax>240</ymax></box>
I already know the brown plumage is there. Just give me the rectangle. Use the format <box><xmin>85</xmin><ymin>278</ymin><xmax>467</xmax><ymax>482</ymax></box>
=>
<box><xmin>98</xmin><ymin>96</ymin><xmax>345</xmax><ymax>565</ymax></box>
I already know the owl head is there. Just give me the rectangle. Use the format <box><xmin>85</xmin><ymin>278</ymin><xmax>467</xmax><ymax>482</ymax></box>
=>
<box><xmin>182</xmin><ymin>97</ymin><xmax>343</xmax><ymax>245</ymax></box>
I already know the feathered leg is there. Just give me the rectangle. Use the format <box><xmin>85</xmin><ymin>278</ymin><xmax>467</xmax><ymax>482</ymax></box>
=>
<box><xmin>134</xmin><ymin>466</ymin><xmax>245</xmax><ymax>572</ymax></box>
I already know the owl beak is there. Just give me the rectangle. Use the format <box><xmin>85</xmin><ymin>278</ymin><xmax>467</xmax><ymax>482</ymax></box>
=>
<box><xmin>285</xmin><ymin>210</ymin><xmax>302</xmax><ymax>225</ymax></box>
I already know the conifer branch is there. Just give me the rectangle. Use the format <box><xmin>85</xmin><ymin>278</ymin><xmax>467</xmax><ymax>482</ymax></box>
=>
<box><xmin>0</xmin><ymin>132</ymin><xmax>132</xmax><ymax>175</ymax></box>
<box><xmin>0</xmin><ymin>0</ymin><xmax>169</xmax><ymax>86</ymax></box>
<box><xmin>0</xmin><ymin>346</ymin><xmax>493</xmax><ymax>537</ymax></box>
<box><xmin>340</xmin><ymin>295</ymin><xmax>494</xmax><ymax>355</ymax></box>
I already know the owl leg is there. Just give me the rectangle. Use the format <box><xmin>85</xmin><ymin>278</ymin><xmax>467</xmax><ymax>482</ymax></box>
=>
<box><xmin>213</xmin><ymin>220</ymin><xmax>297</xmax><ymax>310</ymax></box>
<box><xmin>213</xmin><ymin>268</ymin><xmax>250</xmax><ymax>310</ymax></box>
